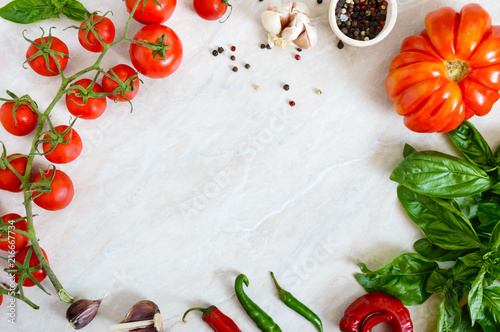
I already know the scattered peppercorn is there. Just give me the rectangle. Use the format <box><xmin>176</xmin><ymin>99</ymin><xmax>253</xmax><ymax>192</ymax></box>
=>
<box><xmin>212</xmin><ymin>50</ymin><xmax>218</xmax><ymax>56</ymax></box>
<box><xmin>232</xmin><ymin>66</ymin><xmax>238</xmax><ymax>72</ymax></box>
<box><xmin>289</xmin><ymin>101</ymin><xmax>296</xmax><ymax>106</ymax></box>
<box><xmin>218</xmin><ymin>47</ymin><xmax>224</xmax><ymax>53</ymax></box>
<box><xmin>337</xmin><ymin>40</ymin><xmax>344</xmax><ymax>49</ymax></box>
<box><xmin>260</xmin><ymin>43</ymin><xmax>266</xmax><ymax>49</ymax></box>
<box><xmin>245</xmin><ymin>64</ymin><xmax>251</xmax><ymax>69</ymax></box>
<box><xmin>266</xmin><ymin>44</ymin><xmax>271</xmax><ymax>49</ymax></box>
<box><xmin>231</xmin><ymin>46</ymin><xmax>236</xmax><ymax>51</ymax></box>
<box><xmin>230</xmin><ymin>55</ymin><xmax>236</xmax><ymax>61</ymax></box>
<box><xmin>295</xmin><ymin>54</ymin><xmax>301</xmax><ymax>60</ymax></box>
<box><xmin>317</xmin><ymin>0</ymin><xmax>323</xmax><ymax>3</ymax></box>
<box><xmin>297</xmin><ymin>47</ymin><xmax>302</xmax><ymax>52</ymax></box>
<box><xmin>283</xmin><ymin>84</ymin><xmax>290</xmax><ymax>91</ymax></box>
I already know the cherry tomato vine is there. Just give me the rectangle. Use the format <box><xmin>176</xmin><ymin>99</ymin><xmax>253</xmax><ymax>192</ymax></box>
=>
<box><xmin>0</xmin><ymin>0</ymin><xmax>180</xmax><ymax>309</ymax></box>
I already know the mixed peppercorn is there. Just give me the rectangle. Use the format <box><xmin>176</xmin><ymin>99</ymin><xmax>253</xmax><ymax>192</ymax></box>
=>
<box><xmin>335</xmin><ymin>0</ymin><xmax>388</xmax><ymax>41</ymax></box>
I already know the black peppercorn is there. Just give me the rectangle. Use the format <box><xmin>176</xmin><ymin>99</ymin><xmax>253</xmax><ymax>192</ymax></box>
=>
<box><xmin>230</xmin><ymin>55</ymin><xmax>236</xmax><ymax>61</ymax></box>
<box><xmin>283</xmin><ymin>84</ymin><xmax>290</xmax><ymax>91</ymax></box>
<box><xmin>244</xmin><ymin>64</ymin><xmax>250</xmax><ymax>69</ymax></box>
<box><xmin>337</xmin><ymin>40</ymin><xmax>344</xmax><ymax>49</ymax></box>
<box><xmin>212</xmin><ymin>50</ymin><xmax>218</xmax><ymax>56</ymax></box>
<box><xmin>232</xmin><ymin>66</ymin><xmax>238</xmax><ymax>72</ymax></box>
<box><xmin>260</xmin><ymin>43</ymin><xmax>266</xmax><ymax>49</ymax></box>
<box><xmin>217</xmin><ymin>47</ymin><xmax>224</xmax><ymax>53</ymax></box>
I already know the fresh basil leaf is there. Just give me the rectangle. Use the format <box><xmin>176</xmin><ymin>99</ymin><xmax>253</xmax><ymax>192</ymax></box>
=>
<box><xmin>455</xmin><ymin>307</ymin><xmax>484</xmax><ymax>332</ymax></box>
<box><xmin>437</xmin><ymin>286</ymin><xmax>463</xmax><ymax>332</ymax></box>
<box><xmin>468</xmin><ymin>270</ymin><xmax>486</xmax><ymax>325</ymax></box>
<box><xmin>459</xmin><ymin>251</ymin><xmax>483</xmax><ymax>268</ymax></box>
<box><xmin>0</xmin><ymin>0</ymin><xmax>59</xmax><ymax>24</ymax></box>
<box><xmin>489</xmin><ymin>221</ymin><xmax>500</xmax><ymax>252</ymax></box>
<box><xmin>451</xmin><ymin>196</ymin><xmax>479</xmax><ymax>221</ymax></box>
<box><xmin>390</xmin><ymin>151</ymin><xmax>494</xmax><ymax>198</ymax></box>
<box><xmin>60</xmin><ymin>0</ymin><xmax>88</xmax><ymax>21</ymax></box>
<box><xmin>451</xmin><ymin>260</ymin><xmax>480</xmax><ymax>285</ymax></box>
<box><xmin>355</xmin><ymin>253</ymin><xmax>438</xmax><ymax>305</ymax></box>
<box><xmin>477</xmin><ymin>201</ymin><xmax>500</xmax><ymax>226</ymax></box>
<box><xmin>448</xmin><ymin>121</ymin><xmax>494</xmax><ymax>168</ymax></box>
<box><xmin>403</xmin><ymin>143</ymin><xmax>417</xmax><ymax>158</ymax></box>
<box><xmin>476</xmin><ymin>285</ymin><xmax>500</xmax><ymax>332</ymax></box>
<box><xmin>398</xmin><ymin>186</ymin><xmax>483</xmax><ymax>250</ymax></box>
<box><xmin>414</xmin><ymin>238</ymin><xmax>468</xmax><ymax>262</ymax></box>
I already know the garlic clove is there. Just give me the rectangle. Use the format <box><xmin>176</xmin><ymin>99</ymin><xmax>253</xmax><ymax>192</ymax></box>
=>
<box><xmin>66</xmin><ymin>298</ymin><xmax>103</xmax><ymax>330</ymax></box>
<box><xmin>261</xmin><ymin>11</ymin><xmax>283</xmax><ymax>35</ymax></box>
<box><xmin>113</xmin><ymin>300</ymin><xmax>163</xmax><ymax>332</ymax></box>
<box><xmin>291</xmin><ymin>2</ymin><xmax>310</xmax><ymax>17</ymax></box>
<box><xmin>293</xmin><ymin>24</ymin><xmax>318</xmax><ymax>49</ymax></box>
<box><xmin>281</xmin><ymin>14</ymin><xmax>305</xmax><ymax>41</ymax></box>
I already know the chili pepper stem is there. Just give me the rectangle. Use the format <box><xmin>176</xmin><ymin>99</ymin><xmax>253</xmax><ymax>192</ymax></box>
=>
<box><xmin>270</xmin><ymin>271</ymin><xmax>290</xmax><ymax>302</ymax></box>
<box><xmin>182</xmin><ymin>306</ymin><xmax>212</xmax><ymax>322</ymax></box>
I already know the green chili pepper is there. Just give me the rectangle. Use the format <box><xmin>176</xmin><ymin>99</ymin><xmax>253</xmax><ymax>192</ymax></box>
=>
<box><xmin>234</xmin><ymin>273</ymin><xmax>282</xmax><ymax>332</ymax></box>
<box><xmin>270</xmin><ymin>272</ymin><xmax>323</xmax><ymax>332</ymax></box>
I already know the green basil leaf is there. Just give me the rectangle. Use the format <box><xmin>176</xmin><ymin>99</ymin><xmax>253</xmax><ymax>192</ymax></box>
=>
<box><xmin>454</xmin><ymin>307</ymin><xmax>484</xmax><ymax>332</ymax></box>
<box><xmin>426</xmin><ymin>270</ymin><xmax>447</xmax><ymax>293</ymax></box>
<box><xmin>476</xmin><ymin>285</ymin><xmax>500</xmax><ymax>332</ymax></box>
<box><xmin>355</xmin><ymin>253</ymin><xmax>438</xmax><ymax>305</ymax></box>
<box><xmin>398</xmin><ymin>186</ymin><xmax>483</xmax><ymax>250</ymax></box>
<box><xmin>414</xmin><ymin>238</ymin><xmax>468</xmax><ymax>262</ymax></box>
<box><xmin>451</xmin><ymin>195</ymin><xmax>479</xmax><ymax>221</ymax></box>
<box><xmin>390</xmin><ymin>151</ymin><xmax>493</xmax><ymax>198</ymax></box>
<box><xmin>477</xmin><ymin>201</ymin><xmax>500</xmax><ymax>226</ymax></box>
<box><xmin>459</xmin><ymin>251</ymin><xmax>483</xmax><ymax>268</ymax></box>
<box><xmin>468</xmin><ymin>270</ymin><xmax>486</xmax><ymax>325</ymax></box>
<box><xmin>437</xmin><ymin>287</ymin><xmax>463</xmax><ymax>332</ymax></box>
<box><xmin>489</xmin><ymin>221</ymin><xmax>500</xmax><ymax>252</ymax></box>
<box><xmin>452</xmin><ymin>260</ymin><xmax>480</xmax><ymax>285</ymax></box>
<box><xmin>447</xmin><ymin>121</ymin><xmax>494</xmax><ymax>168</ymax></box>
<box><xmin>403</xmin><ymin>143</ymin><xmax>417</xmax><ymax>158</ymax></box>
<box><xmin>0</xmin><ymin>0</ymin><xmax>59</xmax><ymax>24</ymax></box>
<box><xmin>60</xmin><ymin>0</ymin><xmax>89</xmax><ymax>21</ymax></box>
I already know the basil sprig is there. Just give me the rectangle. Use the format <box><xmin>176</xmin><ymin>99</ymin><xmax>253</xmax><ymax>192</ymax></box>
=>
<box><xmin>0</xmin><ymin>0</ymin><xmax>90</xmax><ymax>24</ymax></box>
<box><xmin>356</xmin><ymin>121</ymin><xmax>500</xmax><ymax>332</ymax></box>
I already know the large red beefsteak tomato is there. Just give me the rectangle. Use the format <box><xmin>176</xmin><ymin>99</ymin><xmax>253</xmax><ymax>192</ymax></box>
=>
<box><xmin>386</xmin><ymin>4</ymin><xmax>500</xmax><ymax>133</ymax></box>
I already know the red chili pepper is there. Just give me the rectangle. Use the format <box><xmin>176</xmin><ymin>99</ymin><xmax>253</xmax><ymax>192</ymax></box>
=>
<box><xmin>339</xmin><ymin>292</ymin><xmax>413</xmax><ymax>332</ymax></box>
<box><xmin>182</xmin><ymin>305</ymin><xmax>242</xmax><ymax>332</ymax></box>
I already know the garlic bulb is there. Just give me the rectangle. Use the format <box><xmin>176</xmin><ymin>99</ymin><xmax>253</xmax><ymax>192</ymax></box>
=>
<box><xmin>261</xmin><ymin>1</ymin><xmax>318</xmax><ymax>49</ymax></box>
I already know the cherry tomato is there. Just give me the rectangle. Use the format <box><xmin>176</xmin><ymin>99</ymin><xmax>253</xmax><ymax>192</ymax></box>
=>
<box><xmin>102</xmin><ymin>64</ymin><xmax>141</xmax><ymax>102</ymax></box>
<box><xmin>26</xmin><ymin>35</ymin><xmax>69</xmax><ymax>77</ymax></box>
<box><xmin>32</xmin><ymin>169</ymin><xmax>74</xmax><ymax>211</ymax></box>
<box><xmin>0</xmin><ymin>213</ymin><xmax>29</xmax><ymax>252</ymax></box>
<box><xmin>193</xmin><ymin>0</ymin><xmax>231</xmax><ymax>21</ymax></box>
<box><xmin>78</xmin><ymin>15</ymin><xmax>116</xmax><ymax>53</ymax></box>
<box><xmin>0</xmin><ymin>102</ymin><xmax>38</xmax><ymax>136</ymax></box>
<box><xmin>13</xmin><ymin>246</ymin><xmax>48</xmax><ymax>287</ymax></box>
<box><xmin>129</xmin><ymin>24</ymin><xmax>183</xmax><ymax>79</ymax></box>
<box><xmin>66</xmin><ymin>79</ymin><xmax>107</xmax><ymax>120</ymax></box>
<box><xmin>0</xmin><ymin>154</ymin><xmax>28</xmax><ymax>193</ymax></box>
<box><xmin>42</xmin><ymin>125</ymin><xmax>82</xmax><ymax>164</ymax></box>
<box><xmin>125</xmin><ymin>0</ymin><xmax>177</xmax><ymax>24</ymax></box>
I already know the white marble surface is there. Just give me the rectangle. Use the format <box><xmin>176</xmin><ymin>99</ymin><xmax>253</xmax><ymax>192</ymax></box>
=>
<box><xmin>1</xmin><ymin>0</ymin><xmax>500</xmax><ymax>331</ymax></box>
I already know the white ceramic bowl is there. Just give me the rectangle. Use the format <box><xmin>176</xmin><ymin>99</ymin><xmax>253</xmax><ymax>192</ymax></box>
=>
<box><xmin>329</xmin><ymin>0</ymin><xmax>398</xmax><ymax>47</ymax></box>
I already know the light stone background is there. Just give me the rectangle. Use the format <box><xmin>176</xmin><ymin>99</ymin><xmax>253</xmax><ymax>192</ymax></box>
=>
<box><xmin>0</xmin><ymin>0</ymin><xmax>499</xmax><ymax>331</ymax></box>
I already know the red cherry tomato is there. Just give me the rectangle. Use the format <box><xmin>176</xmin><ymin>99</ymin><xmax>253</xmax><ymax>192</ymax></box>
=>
<box><xmin>13</xmin><ymin>246</ymin><xmax>48</xmax><ymax>287</ymax></box>
<box><xmin>25</xmin><ymin>35</ymin><xmax>69</xmax><ymax>77</ymax></box>
<box><xmin>0</xmin><ymin>102</ymin><xmax>38</xmax><ymax>136</ymax></box>
<box><xmin>42</xmin><ymin>125</ymin><xmax>82</xmax><ymax>164</ymax></box>
<box><xmin>125</xmin><ymin>0</ymin><xmax>177</xmax><ymax>24</ymax></box>
<box><xmin>102</xmin><ymin>64</ymin><xmax>141</xmax><ymax>102</ymax></box>
<box><xmin>78</xmin><ymin>15</ymin><xmax>116</xmax><ymax>53</ymax></box>
<box><xmin>193</xmin><ymin>0</ymin><xmax>231</xmax><ymax>21</ymax></box>
<box><xmin>0</xmin><ymin>213</ymin><xmax>29</xmax><ymax>252</ymax></box>
<box><xmin>66</xmin><ymin>79</ymin><xmax>107</xmax><ymax>120</ymax></box>
<box><xmin>129</xmin><ymin>24</ymin><xmax>183</xmax><ymax>79</ymax></box>
<box><xmin>0</xmin><ymin>154</ymin><xmax>28</xmax><ymax>193</ymax></box>
<box><xmin>32</xmin><ymin>169</ymin><xmax>74</xmax><ymax>211</ymax></box>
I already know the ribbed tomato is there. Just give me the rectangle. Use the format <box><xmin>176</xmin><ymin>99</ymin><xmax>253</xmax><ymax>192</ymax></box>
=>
<box><xmin>386</xmin><ymin>4</ymin><xmax>500</xmax><ymax>133</ymax></box>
